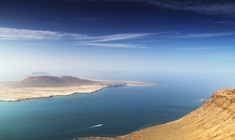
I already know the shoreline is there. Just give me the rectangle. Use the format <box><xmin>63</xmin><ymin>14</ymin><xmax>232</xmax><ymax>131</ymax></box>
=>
<box><xmin>0</xmin><ymin>85</ymin><xmax>108</xmax><ymax>102</ymax></box>
<box><xmin>83</xmin><ymin>88</ymin><xmax>235</xmax><ymax>140</ymax></box>
<box><xmin>0</xmin><ymin>80</ymin><xmax>156</xmax><ymax>102</ymax></box>
<box><xmin>0</xmin><ymin>86</ymin><xmax>108</xmax><ymax>102</ymax></box>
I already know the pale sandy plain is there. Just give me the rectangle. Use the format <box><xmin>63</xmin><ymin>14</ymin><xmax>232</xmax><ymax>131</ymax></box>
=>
<box><xmin>0</xmin><ymin>84</ymin><xmax>107</xmax><ymax>101</ymax></box>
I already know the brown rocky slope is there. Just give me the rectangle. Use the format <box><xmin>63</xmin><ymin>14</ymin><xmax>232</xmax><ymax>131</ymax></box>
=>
<box><xmin>10</xmin><ymin>76</ymin><xmax>94</xmax><ymax>87</ymax></box>
<box><xmin>86</xmin><ymin>88</ymin><xmax>235</xmax><ymax>140</ymax></box>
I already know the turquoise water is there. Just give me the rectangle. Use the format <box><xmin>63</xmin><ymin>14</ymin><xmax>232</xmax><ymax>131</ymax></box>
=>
<box><xmin>0</xmin><ymin>75</ymin><xmax>231</xmax><ymax>140</ymax></box>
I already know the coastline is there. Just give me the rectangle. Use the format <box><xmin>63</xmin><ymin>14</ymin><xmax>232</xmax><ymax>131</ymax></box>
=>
<box><xmin>0</xmin><ymin>85</ymin><xmax>108</xmax><ymax>102</ymax></box>
<box><xmin>0</xmin><ymin>80</ymin><xmax>156</xmax><ymax>102</ymax></box>
<box><xmin>83</xmin><ymin>88</ymin><xmax>235</xmax><ymax>140</ymax></box>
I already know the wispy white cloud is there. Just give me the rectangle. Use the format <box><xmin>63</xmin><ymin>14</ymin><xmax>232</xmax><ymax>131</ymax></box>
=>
<box><xmin>0</xmin><ymin>27</ymin><xmax>62</xmax><ymax>40</ymax></box>
<box><xmin>0</xmin><ymin>27</ymin><xmax>152</xmax><ymax>41</ymax></box>
<box><xmin>160</xmin><ymin>31</ymin><xmax>235</xmax><ymax>39</ymax></box>
<box><xmin>2</xmin><ymin>27</ymin><xmax>234</xmax><ymax>49</ymax></box>
<box><xmin>89</xmin><ymin>33</ymin><xmax>152</xmax><ymax>42</ymax></box>
<box><xmin>63</xmin><ymin>0</ymin><xmax>235</xmax><ymax>17</ymax></box>
<box><xmin>174</xmin><ymin>47</ymin><xmax>228</xmax><ymax>51</ymax></box>
<box><xmin>102</xmin><ymin>0</ymin><xmax>235</xmax><ymax>17</ymax></box>
<box><xmin>186</xmin><ymin>3</ymin><xmax>235</xmax><ymax>16</ymax></box>
<box><xmin>3</xmin><ymin>27</ymin><xmax>234</xmax><ymax>41</ymax></box>
<box><xmin>0</xmin><ymin>27</ymin><xmax>99</xmax><ymax>41</ymax></box>
<box><xmin>142</xmin><ymin>0</ymin><xmax>235</xmax><ymax>17</ymax></box>
<box><xmin>69</xmin><ymin>0</ymin><xmax>235</xmax><ymax>17</ymax></box>
<box><xmin>0</xmin><ymin>27</ymin><xmax>151</xmax><ymax>49</ymax></box>
<box><xmin>83</xmin><ymin>42</ymin><xmax>146</xmax><ymax>48</ymax></box>
<box><xmin>79</xmin><ymin>33</ymin><xmax>151</xmax><ymax>48</ymax></box>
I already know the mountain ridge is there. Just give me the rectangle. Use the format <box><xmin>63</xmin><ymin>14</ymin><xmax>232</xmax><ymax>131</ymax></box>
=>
<box><xmin>10</xmin><ymin>76</ymin><xmax>95</xmax><ymax>87</ymax></box>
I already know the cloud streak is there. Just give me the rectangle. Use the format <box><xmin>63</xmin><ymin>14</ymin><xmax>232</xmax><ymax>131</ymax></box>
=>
<box><xmin>0</xmin><ymin>27</ymin><xmax>62</xmax><ymax>40</ymax></box>
<box><xmin>174</xmin><ymin>47</ymin><xmax>227</xmax><ymax>51</ymax></box>
<box><xmin>89</xmin><ymin>33</ymin><xmax>152</xmax><ymax>42</ymax></box>
<box><xmin>104</xmin><ymin>0</ymin><xmax>235</xmax><ymax>17</ymax></box>
<box><xmin>158</xmin><ymin>31</ymin><xmax>235</xmax><ymax>39</ymax></box>
<box><xmin>0</xmin><ymin>27</ymin><xmax>151</xmax><ymax>40</ymax></box>
<box><xmin>144</xmin><ymin>0</ymin><xmax>235</xmax><ymax>16</ymax></box>
<box><xmin>1</xmin><ymin>27</ymin><xmax>234</xmax><ymax>49</ymax></box>
<box><xmin>83</xmin><ymin>42</ymin><xmax>145</xmax><ymax>48</ymax></box>
<box><xmin>0</xmin><ymin>27</ymin><xmax>150</xmax><ymax>49</ymax></box>
<box><xmin>68</xmin><ymin>0</ymin><xmax>235</xmax><ymax>16</ymax></box>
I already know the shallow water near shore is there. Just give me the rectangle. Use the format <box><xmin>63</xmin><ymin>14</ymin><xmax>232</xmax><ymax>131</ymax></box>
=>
<box><xmin>0</xmin><ymin>75</ymin><xmax>232</xmax><ymax>140</ymax></box>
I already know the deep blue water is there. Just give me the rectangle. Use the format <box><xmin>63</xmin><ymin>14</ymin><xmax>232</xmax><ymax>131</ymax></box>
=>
<box><xmin>0</xmin><ymin>75</ymin><xmax>233</xmax><ymax>140</ymax></box>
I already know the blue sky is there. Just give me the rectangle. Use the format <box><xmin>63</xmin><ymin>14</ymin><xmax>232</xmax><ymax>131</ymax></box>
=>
<box><xmin>0</xmin><ymin>0</ymin><xmax>235</xmax><ymax>81</ymax></box>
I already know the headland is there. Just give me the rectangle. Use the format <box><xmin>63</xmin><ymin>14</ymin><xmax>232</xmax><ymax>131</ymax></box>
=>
<box><xmin>84</xmin><ymin>88</ymin><xmax>235</xmax><ymax>140</ymax></box>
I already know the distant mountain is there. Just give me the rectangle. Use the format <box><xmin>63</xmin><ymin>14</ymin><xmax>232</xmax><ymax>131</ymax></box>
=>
<box><xmin>87</xmin><ymin>88</ymin><xmax>235</xmax><ymax>140</ymax></box>
<box><xmin>13</xmin><ymin>76</ymin><xmax>94</xmax><ymax>87</ymax></box>
<box><xmin>31</xmin><ymin>72</ymin><xmax>51</xmax><ymax>76</ymax></box>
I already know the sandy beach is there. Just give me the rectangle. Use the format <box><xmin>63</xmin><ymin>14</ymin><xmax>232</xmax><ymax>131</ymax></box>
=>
<box><xmin>0</xmin><ymin>84</ymin><xmax>108</xmax><ymax>102</ymax></box>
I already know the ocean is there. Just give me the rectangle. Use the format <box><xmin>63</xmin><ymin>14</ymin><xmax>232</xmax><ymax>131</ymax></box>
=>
<box><xmin>0</xmin><ymin>74</ymin><xmax>233</xmax><ymax>140</ymax></box>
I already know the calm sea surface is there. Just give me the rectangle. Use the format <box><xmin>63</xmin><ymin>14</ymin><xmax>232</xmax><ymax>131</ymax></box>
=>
<box><xmin>0</xmin><ymin>75</ymin><xmax>232</xmax><ymax>140</ymax></box>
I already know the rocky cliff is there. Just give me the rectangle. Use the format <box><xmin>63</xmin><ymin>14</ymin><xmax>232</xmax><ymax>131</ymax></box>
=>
<box><xmin>87</xmin><ymin>88</ymin><xmax>235</xmax><ymax>140</ymax></box>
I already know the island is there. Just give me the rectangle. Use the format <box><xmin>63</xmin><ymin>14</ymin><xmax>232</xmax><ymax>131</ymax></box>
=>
<box><xmin>0</xmin><ymin>76</ymin><xmax>156</xmax><ymax>102</ymax></box>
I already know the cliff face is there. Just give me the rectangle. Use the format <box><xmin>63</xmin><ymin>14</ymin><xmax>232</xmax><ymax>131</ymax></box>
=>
<box><xmin>87</xmin><ymin>88</ymin><xmax>235</xmax><ymax>140</ymax></box>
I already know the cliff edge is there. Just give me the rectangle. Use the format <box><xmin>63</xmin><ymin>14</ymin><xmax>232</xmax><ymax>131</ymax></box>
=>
<box><xmin>86</xmin><ymin>88</ymin><xmax>235</xmax><ymax>140</ymax></box>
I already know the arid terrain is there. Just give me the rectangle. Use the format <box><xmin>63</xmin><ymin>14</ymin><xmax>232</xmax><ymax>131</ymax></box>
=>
<box><xmin>85</xmin><ymin>88</ymin><xmax>235</xmax><ymax>140</ymax></box>
<box><xmin>0</xmin><ymin>76</ymin><xmax>155</xmax><ymax>101</ymax></box>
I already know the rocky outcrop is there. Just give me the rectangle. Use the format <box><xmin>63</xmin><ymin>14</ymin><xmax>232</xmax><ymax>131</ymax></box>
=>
<box><xmin>86</xmin><ymin>88</ymin><xmax>235</xmax><ymax>140</ymax></box>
